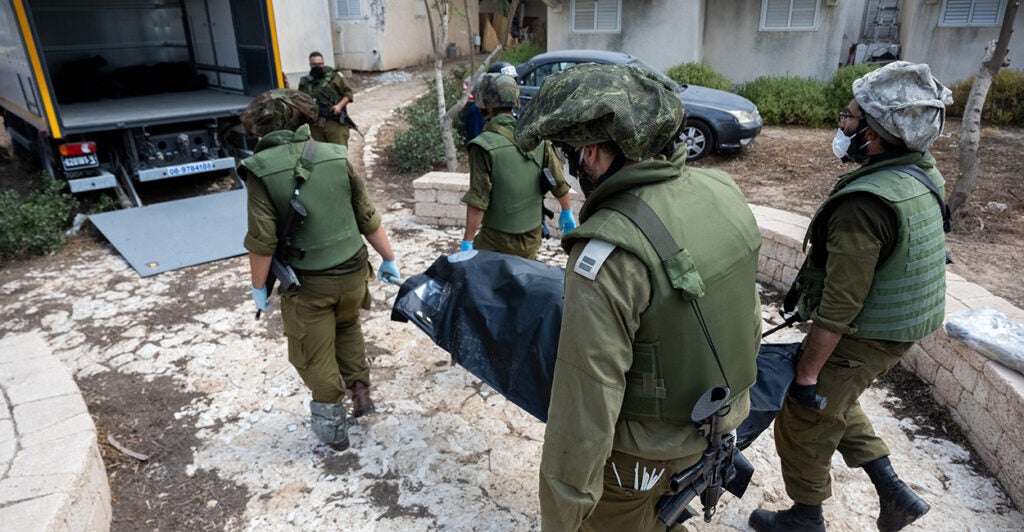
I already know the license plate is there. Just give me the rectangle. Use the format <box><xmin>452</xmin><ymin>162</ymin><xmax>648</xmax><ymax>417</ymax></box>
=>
<box><xmin>61</xmin><ymin>153</ymin><xmax>98</xmax><ymax>171</ymax></box>
<box><xmin>164</xmin><ymin>160</ymin><xmax>217</xmax><ymax>177</ymax></box>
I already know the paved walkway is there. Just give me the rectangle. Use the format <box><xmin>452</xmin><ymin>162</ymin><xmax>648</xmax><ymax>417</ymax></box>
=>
<box><xmin>0</xmin><ymin>333</ymin><xmax>110</xmax><ymax>531</ymax></box>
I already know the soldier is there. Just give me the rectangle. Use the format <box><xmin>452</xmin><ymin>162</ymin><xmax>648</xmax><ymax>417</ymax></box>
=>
<box><xmin>298</xmin><ymin>51</ymin><xmax>354</xmax><ymax>147</ymax></box>
<box><xmin>749</xmin><ymin>61</ymin><xmax>952</xmax><ymax>532</ymax></box>
<box><xmin>240</xmin><ymin>89</ymin><xmax>401</xmax><ymax>451</ymax></box>
<box><xmin>461</xmin><ymin>73</ymin><xmax>576</xmax><ymax>259</ymax></box>
<box><xmin>514</xmin><ymin>63</ymin><xmax>762</xmax><ymax>531</ymax></box>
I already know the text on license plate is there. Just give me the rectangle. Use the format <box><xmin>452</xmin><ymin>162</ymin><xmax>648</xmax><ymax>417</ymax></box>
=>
<box><xmin>62</xmin><ymin>153</ymin><xmax>98</xmax><ymax>170</ymax></box>
<box><xmin>165</xmin><ymin>161</ymin><xmax>216</xmax><ymax>177</ymax></box>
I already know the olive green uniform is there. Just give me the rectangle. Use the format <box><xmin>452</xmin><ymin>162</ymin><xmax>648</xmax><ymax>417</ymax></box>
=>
<box><xmin>242</xmin><ymin>125</ymin><xmax>380</xmax><ymax>403</ymax></box>
<box><xmin>777</xmin><ymin>152</ymin><xmax>946</xmax><ymax>504</ymax></box>
<box><xmin>462</xmin><ymin>114</ymin><xmax>569</xmax><ymax>259</ymax></box>
<box><xmin>540</xmin><ymin>147</ymin><xmax>761</xmax><ymax>531</ymax></box>
<box><xmin>299</xmin><ymin>68</ymin><xmax>355</xmax><ymax>147</ymax></box>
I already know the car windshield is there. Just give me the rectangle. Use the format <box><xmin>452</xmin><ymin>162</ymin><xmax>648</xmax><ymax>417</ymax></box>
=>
<box><xmin>626</xmin><ymin>58</ymin><xmax>683</xmax><ymax>91</ymax></box>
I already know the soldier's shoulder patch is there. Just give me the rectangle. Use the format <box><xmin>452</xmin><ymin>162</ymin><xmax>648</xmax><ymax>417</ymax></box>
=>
<box><xmin>574</xmin><ymin>239</ymin><xmax>616</xmax><ymax>280</ymax></box>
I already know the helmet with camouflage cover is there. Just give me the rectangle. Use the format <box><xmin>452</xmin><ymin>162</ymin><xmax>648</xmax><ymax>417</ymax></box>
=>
<box><xmin>852</xmin><ymin>61</ymin><xmax>953</xmax><ymax>152</ymax></box>
<box><xmin>475</xmin><ymin>73</ymin><xmax>520</xmax><ymax>111</ymax></box>
<box><xmin>240</xmin><ymin>89</ymin><xmax>317</xmax><ymax>137</ymax></box>
<box><xmin>514</xmin><ymin>63</ymin><xmax>685</xmax><ymax>161</ymax></box>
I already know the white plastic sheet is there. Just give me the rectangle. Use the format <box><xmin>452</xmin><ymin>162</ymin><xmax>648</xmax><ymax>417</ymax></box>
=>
<box><xmin>944</xmin><ymin>307</ymin><xmax>1024</xmax><ymax>375</ymax></box>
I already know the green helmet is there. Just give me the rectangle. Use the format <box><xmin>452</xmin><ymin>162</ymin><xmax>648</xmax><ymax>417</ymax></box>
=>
<box><xmin>514</xmin><ymin>63</ymin><xmax>685</xmax><ymax>161</ymax></box>
<box><xmin>475</xmin><ymin>73</ymin><xmax>520</xmax><ymax>110</ymax></box>
<box><xmin>241</xmin><ymin>89</ymin><xmax>317</xmax><ymax>136</ymax></box>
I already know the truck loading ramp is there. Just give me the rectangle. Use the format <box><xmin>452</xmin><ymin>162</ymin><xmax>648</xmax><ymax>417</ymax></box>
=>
<box><xmin>88</xmin><ymin>189</ymin><xmax>246</xmax><ymax>277</ymax></box>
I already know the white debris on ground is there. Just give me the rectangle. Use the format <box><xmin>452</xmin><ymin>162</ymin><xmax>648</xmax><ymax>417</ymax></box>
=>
<box><xmin>0</xmin><ymin>69</ymin><xmax>1021</xmax><ymax>531</ymax></box>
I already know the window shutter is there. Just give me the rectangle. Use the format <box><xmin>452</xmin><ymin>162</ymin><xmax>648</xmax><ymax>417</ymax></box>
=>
<box><xmin>764</xmin><ymin>0</ymin><xmax>790</xmax><ymax>29</ymax></box>
<box><xmin>941</xmin><ymin>0</ymin><xmax>1003</xmax><ymax>26</ymax></box>
<box><xmin>572</xmin><ymin>0</ymin><xmax>620</xmax><ymax>32</ymax></box>
<box><xmin>970</xmin><ymin>0</ymin><xmax>1002</xmax><ymax>24</ymax></box>
<box><xmin>596</xmin><ymin>0</ymin><xmax>619</xmax><ymax>31</ymax></box>
<box><xmin>790</xmin><ymin>0</ymin><xmax>818</xmax><ymax>27</ymax></box>
<box><xmin>574</xmin><ymin>1</ymin><xmax>596</xmax><ymax>31</ymax></box>
<box><xmin>335</xmin><ymin>0</ymin><xmax>361</xmax><ymax>19</ymax></box>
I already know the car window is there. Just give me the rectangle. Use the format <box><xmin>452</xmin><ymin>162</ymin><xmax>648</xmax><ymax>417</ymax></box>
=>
<box><xmin>626</xmin><ymin>58</ymin><xmax>681</xmax><ymax>90</ymax></box>
<box><xmin>523</xmin><ymin>61</ymin><xmax>579</xmax><ymax>88</ymax></box>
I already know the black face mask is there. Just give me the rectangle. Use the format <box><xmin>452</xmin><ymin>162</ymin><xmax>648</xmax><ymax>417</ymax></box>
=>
<box><xmin>310</xmin><ymin>66</ymin><xmax>325</xmax><ymax>79</ymax></box>
<box><xmin>844</xmin><ymin>126</ymin><xmax>872</xmax><ymax>164</ymax></box>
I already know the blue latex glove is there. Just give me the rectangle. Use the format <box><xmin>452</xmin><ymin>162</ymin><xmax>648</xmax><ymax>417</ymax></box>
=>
<box><xmin>377</xmin><ymin>259</ymin><xmax>401</xmax><ymax>284</ymax></box>
<box><xmin>460</xmin><ymin>240</ymin><xmax>474</xmax><ymax>252</ymax></box>
<box><xmin>251</xmin><ymin>285</ymin><xmax>271</xmax><ymax>311</ymax></box>
<box><xmin>559</xmin><ymin>209</ymin><xmax>577</xmax><ymax>234</ymax></box>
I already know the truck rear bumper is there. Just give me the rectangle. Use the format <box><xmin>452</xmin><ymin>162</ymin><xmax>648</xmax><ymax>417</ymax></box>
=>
<box><xmin>68</xmin><ymin>169</ymin><xmax>117</xmax><ymax>193</ymax></box>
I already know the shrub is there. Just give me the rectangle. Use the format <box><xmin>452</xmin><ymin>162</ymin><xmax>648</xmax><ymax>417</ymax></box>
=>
<box><xmin>0</xmin><ymin>179</ymin><xmax>78</xmax><ymax>260</ymax></box>
<box><xmin>498</xmin><ymin>42</ymin><xmax>545</xmax><ymax>66</ymax></box>
<box><xmin>947</xmin><ymin>69</ymin><xmax>1024</xmax><ymax>126</ymax></box>
<box><xmin>385</xmin><ymin>72</ymin><xmax>466</xmax><ymax>173</ymax></box>
<box><xmin>664</xmin><ymin>62</ymin><xmax>732</xmax><ymax>91</ymax></box>
<box><xmin>738</xmin><ymin>76</ymin><xmax>832</xmax><ymax>127</ymax></box>
<box><xmin>828</xmin><ymin>64</ymin><xmax>880</xmax><ymax>112</ymax></box>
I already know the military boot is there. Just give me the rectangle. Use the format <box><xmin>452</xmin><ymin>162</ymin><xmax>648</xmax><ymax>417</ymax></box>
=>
<box><xmin>350</xmin><ymin>380</ymin><xmax>375</xmax><ymax>418</ymax></box>
<box><xmin>309</xmin><ymin>400</ymin><xmax>349</xmax><ymax>451</ymax></box>
<box><xmin>862</xmin><ymin>456</ymin><xmax>930</xmax><ymax>531</ymax></box>
<box><xmin>749</xmin><ymin>503</ymin><xmax>826</xmax><ymax>532</ymax></box>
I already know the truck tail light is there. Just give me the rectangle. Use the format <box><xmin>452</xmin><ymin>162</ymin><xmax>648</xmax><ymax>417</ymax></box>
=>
<box><xmin>59</xmin><ymin>141</ymin><xmax>97</xmax><ymax>156</ymax></box>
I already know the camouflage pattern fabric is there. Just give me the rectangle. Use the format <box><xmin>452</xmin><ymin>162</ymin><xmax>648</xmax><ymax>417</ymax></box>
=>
<box><xmin>853</xmin><ymin>61</ymin><xmax>953</xmax><ymax>152</ymax></box>
<box><xmin>241</xmin><ymin>89</ymin><xmax>318</xmax><ymax>137</ymax></box>
<box><xmin>475</xmin><ymin>73</ymin><xmax>519</xmax><ymax>110</ymax></box>
<box><xmin>514</xmin><ymin>63</ymin><xmax>685</xmax><ymax>161</ymax></box>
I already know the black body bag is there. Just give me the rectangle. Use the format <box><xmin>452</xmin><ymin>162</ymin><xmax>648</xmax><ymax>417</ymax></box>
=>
<box><xmin>391</xmin><ymin>250</ymin><xmax>565</xmax><ymax>422</ymax></box>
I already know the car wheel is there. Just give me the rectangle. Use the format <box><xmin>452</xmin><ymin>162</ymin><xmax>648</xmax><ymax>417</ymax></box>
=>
<box><xmin>678</xmin><ymin>120</ymin><xmax>713</xmax><ymax>161</ymax></box>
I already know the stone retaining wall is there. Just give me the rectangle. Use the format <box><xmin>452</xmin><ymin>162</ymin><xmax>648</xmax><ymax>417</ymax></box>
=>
<box><xmin>0</xmin><ymin>333</ymin><xmax>111</xmax><ymax>531</ymax></box>
<box><xmin>412</xmin><ymin>176</ymin><xmax>1024</xmax><ymax>508</ymax></box>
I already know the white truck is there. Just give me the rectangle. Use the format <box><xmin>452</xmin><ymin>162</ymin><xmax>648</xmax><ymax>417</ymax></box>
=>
<box><xmin>0</xmin><ymin>0</ymin><xmax>286</xmax><ymax>206</ymax></box>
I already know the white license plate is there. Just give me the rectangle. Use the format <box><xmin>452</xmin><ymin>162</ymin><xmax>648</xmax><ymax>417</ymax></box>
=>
<box><xmin>164</xmin><ymin>160</ymin><xmax>217</xmax><ymax>177</ymax></box>
<box><xmin>61</xmin><ymin>153</ymin><xmax>98</xmax><ymax>170</ymax></box>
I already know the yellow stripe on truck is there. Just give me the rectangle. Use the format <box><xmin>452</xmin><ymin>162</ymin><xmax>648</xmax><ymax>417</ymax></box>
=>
<box><xmin>267</xmin><ymin>0</ymin><xmax>285</xmax><ymax>89</ymax></box>
<box><xmin>13</xmin><ymin>0</ymin><xmax>61</xmax><ymax>139</ymax></box>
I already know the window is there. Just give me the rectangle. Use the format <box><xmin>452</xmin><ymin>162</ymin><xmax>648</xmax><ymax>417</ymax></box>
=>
<box><xmin>760</xmin><ymin>0</ymin><xmax>820</xmax><ymax>31</ymax></box>
<box><xmin>335</xmin><ymin>0</ymin><xmax>361</xmax><ymax>20</ymax></box>
<box><xmin>571</xmin><ymin>0</ymin><xmax>621</xmax><ymax>33</ymax></box>
<box><xmin>939</xmin><ymin>0</ymin><xmax>1005</xmax><ymax>27</ymax></box>
<box><xmin>522</xmin><ymin>62</ymin><xmax>580</xmax><ymax>87</ymax></box>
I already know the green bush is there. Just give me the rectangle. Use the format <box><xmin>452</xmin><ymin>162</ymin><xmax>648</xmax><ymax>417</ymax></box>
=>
<box><xmin>947</xmin><ymin>69</ymin><xmax>1024</xmax><ymax>126</ymax></box>
<box><xmin>385</xmin><ymin>72</ymin><xmax>466</xmax><ymax>173</ymax></box>
<box><xmin>0</xmin><ymin>180</ymin><xmax>78</xmax><ymax>260</ymax></box>
<box><xmin>738</xmin><ymin>76</ymin><xmax>832</xmax><ymax>127</ymax></box>
<box><xmin>498</xmin><ymin>42</ymin><xmax>545</xmax><ymax>66</ymax></box>
<box><xmin>664</xmin><ymin>62</ymin><xmax>732</xmax><ymax>91</ymax></box>
<box><xmin>828</xmin><ymin>64</ymin><xmax>880</xmax><ymax>112</ymax></box>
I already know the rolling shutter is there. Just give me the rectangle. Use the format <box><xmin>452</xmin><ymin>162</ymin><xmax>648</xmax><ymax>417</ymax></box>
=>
<box><xmin>940</xmin><ymin>0</ymin><xmax>1004</xmax><ymax>26</ymax></box>
<box><xmin>572</xmin><ymin>0</ymin><xmax>621</xmax><ymax>32</ymax></box>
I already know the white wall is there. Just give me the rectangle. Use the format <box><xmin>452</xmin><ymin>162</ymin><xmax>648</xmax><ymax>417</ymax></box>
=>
<box><xmin>333</xmin><ymin>0</ymin><xmax>479</xmax><ymax>71</ymax></box>
<box><xmin>271</xmin><ymin>0</ymin><xmax>335</xmax><ymax>87</ymax></box>
<box><xmin>546</xmin><ymin>0</ymin><xmax>704</xmax><ymax>72</ymax></box>
<box><xmin>900</xmin><ymin>1</ymin><xmax>1024</xmax><ymax>85</ymax></box>
<box><xmin>703</xmin><ymin>0</ymin><xmax>864</xmax><ymax>84</ymax></box>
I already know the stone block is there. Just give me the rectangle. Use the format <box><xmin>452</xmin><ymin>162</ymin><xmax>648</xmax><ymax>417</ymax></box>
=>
<box><xmin>982</xmin><ymin>359</ymin><xmax>1023</xmax><ymax>398</ymax></box>
<box><xmin>781</xmin><ymin>265</ymin><xmax>799</xmax><ymax>289</ymax></box>
<box><xmin>414</xmin><ymin>188</ymin><xmax>436</xmax><ymax>204</ymax></box>
<box><xmin>926</xmin><ymin>336</ymin><xmax>958</xmax><ymax>371</ymax></box>
<box><xmin>413</xmin><ymin>171</ymin><xmax>469</xmax><ymax>191</ymax></box>
<box><xmin>444</xmin><ymin>204</ymin><xmax>467</xmax><ymax>220</ymax></box>
<box><xmin>958</xmin><ymin>395</ymin><xmax>1003</xmax><ymax>456</ymax></box>
<box><xmin>995</xmin><ymin>439</ymin><xmax>1024</xmax><ymax>509</ymax></box>
<box><xmin>5</xmin><ymin>365</ymin><xmax>80</xmax><ymax>405</ymax></box>
<box><xmin>437</xmin><ymin>190</ymin><xmax>464</xmax><ymax>206</ymax></box>
<box><xmin>20</xmin><ymin>412</ymin><xmax>96</xmax><ymax>446</ymax></box>
<box><xmin>8</xmin><ymin>434</ymin><xmax>93</xmax><ymax>478</ymax></box>
<box><xmin>932</xmin><ymin>366</ymin><xmax>962</xmax><ymax>408</ymax></box>
<box><xmin>416</xmin><ymin>202</ymin><xmax>447</xmax><ymax>219</ymax></box>
<box><xmin>0</xmin><ymin>473</ymin><xmax>75</xmax><ymax>503</ymax></box>
<box><xmin>0</xmin><ymin>420</ymin><xmax>13</xmax><ymax>465</ymax></box>
<box><xmin>952</xmin><ymin>353</ymin><xmax>980</xmax><ymax>394</ymax></box>
<box><xmin>12</xmin><ymin>394</ymin><xmax>89</xmax><ymax>437</ymax></box>
<box><xmin>0</xmin><ymin>333</ymin><xmax>51</xmax><ymax>365</ymax></box>
<box><xmin>913</xmin><ymin>349</ymin><xmax>940</xmax><ymax>385</ymax></box>
<box><xmin>0</xmin><ymin>494</ymin><xmax>65</xmax><ymax>532</ymax></box>
<box><xmin>986</xmin><ymin>369</ymin><xmax>1024</xmax><ymax>451</ymax></box>
<box><xmin>961</xmin><ymin>295</ymin><xmax>1024</xmax><ymax>322</ymax></box>
<box><xmin>945</xmin><ymin>276</ymin><xmax>994</xmax><ymax>301</ymax></box>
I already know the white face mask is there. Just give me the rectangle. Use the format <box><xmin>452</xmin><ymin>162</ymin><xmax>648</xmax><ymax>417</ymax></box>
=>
<box><xmin>832</xmin><ymin>128</ymin><xmax>852</xmax><ymax>158</ymax></box>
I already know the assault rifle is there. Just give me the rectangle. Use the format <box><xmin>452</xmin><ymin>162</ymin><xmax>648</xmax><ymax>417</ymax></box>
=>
<box><xmin>256</xmin><ymin>198</ymin><xmax>307</xmax><ymax>320</ymax></box>
<box><xmin>656</xmin><ymin>385</ymin><xmax>755</xmax><ymax>525</ymax></box>
<box><xmin>317</xmin><ymin>88</ymin><xmax>362</xmax><ymax>136</ymax></box>
<box><xmin>539</xmin><ymin>168</ymin><xmax>557</xmax><ymax>239</ymax></box>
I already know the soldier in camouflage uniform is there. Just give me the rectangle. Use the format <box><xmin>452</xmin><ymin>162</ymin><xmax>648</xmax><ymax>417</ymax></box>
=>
<box><xmin>240</xmin><ymin>89</ymin><xmax>401</xmax><ymax>451</ymax></box>
<box><xmin>298</xmin><ymin>51</ymin><xmax>354</xmax><ymax>147</ymax></box>
<box><xmin>515</xmin><ymin>64</ymin><xmax>761</xmax><ymax>531</ymax></box>
<box><xmin>460</xmin><ymin>73</ymin><xmax>576</xmax><ymax>259</ymax></box>
<box><xmin>749</xmin><ymin>62</ymin><xmax>952</xmax><ymax>532</ymax></box>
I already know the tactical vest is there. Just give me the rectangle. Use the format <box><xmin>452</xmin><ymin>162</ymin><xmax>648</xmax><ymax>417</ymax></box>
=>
<box><xmin>799</xmin><ymin>166</ymin><xmax>946</xmax><ymax>341</ymax></box>
<box><xmin>241</xmin><ymin>126</ymin><xmax>364</xmax><ymax>271</ymax></box>
<box><xmin>300</xmin><ymin>68</ymin><xmax>342</xmax><ymax>108</ymax></box>
<box><xmin>565</xmin><ymin>161</ymin><xmax>761</xmax><ymax>425</ymax></box>
<box><xmin>469</xmin><ymin>117</ymin><xmax>545</xmax><ymax>234</ymax></box>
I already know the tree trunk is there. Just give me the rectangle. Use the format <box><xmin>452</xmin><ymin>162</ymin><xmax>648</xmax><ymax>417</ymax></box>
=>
<box><xmin>464</xmin><ymin>0</ymin><xmax>474</xmax><ymax>73</ymax></box>
<box><xmin>425</xmin><ymin>1</ymin><xmax>460</xmax><ymax>171</ymax></box>
<box><xmin>948</xmin><ymin>0</ymin><xmax>1018</xmax><ymax>216</ymax></box>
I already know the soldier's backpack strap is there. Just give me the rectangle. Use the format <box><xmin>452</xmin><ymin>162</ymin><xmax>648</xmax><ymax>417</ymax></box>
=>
<box><xmin>888</xmin><ymin>164</ymin><xmax>952</xmax><ymax>233</ymax></box>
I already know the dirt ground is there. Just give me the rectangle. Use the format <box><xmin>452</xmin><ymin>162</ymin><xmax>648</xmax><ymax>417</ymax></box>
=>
<box><xmin>1</xmin><ymin>61</ymin><xmax>1023</xmax><ymax>531</ymax></box>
